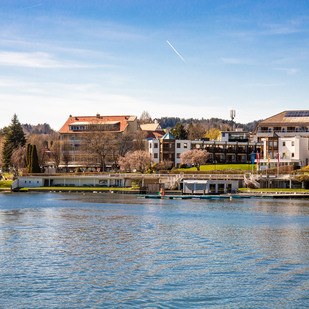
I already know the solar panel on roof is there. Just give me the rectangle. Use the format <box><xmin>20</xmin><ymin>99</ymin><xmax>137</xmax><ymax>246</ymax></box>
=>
<box><xmin>285</xmin><ymin>111</ymin><xmax>309</xmax><ymax>117</ymax></box>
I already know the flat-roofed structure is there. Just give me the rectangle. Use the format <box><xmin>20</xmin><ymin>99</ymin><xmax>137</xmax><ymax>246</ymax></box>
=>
<box><xmin>147</xmin><ymin>133</ymin><xmax>261</xmax><ymax>167</ymax></box>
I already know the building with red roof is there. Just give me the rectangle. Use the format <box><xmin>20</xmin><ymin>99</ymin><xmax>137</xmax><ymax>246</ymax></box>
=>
<box><xmin>59</xmin><ymin>114</ymin><xmax>138</xmax><ymax>171</ymax></box>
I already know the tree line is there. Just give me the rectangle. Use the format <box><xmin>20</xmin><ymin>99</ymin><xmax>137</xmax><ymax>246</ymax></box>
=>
<box><xmin>156</xmin><ymin>116</ymin><xmax>260</xmax><ymax>132</ymax></box>
<box><xmin>1</xmin><ymin>112</ymin><xmax>250</xmax><ymax>175</ymax></box>
<box><xmin>0</xmin><ymin>114</ymin><xmax>61</xmax><ymax>174</ymax></box>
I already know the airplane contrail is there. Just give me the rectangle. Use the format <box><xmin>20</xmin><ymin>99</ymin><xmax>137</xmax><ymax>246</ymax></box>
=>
<box><xmin>166</xmin><ymin>40</ymin><xmax>185</xmax><ymax>63</ymax></box>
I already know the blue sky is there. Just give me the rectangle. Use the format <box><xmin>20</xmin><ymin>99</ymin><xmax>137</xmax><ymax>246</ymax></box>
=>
<box><xmin>1</xmin><ymin>0</ymin><xmax>309</xmax><ymax>129</ymax></box>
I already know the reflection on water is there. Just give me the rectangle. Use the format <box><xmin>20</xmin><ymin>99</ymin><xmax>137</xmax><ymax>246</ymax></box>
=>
<box><xmin>0</xmin><ymin>192</ymin><xmax>309</xmax><ymax>308</ymax></box>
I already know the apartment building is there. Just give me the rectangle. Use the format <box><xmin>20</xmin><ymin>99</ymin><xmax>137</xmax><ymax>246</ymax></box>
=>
<box><xmin>254</xmin><ymin>110</ymin><xmax>309</xmax><ymax>168</ymax></box>
<box><xmin>59</xmin><ymin>114</ymin><xmax>138</xmax><ymax>170</ymax></box>
<box><xmin>148</xmin><ymin>132</ymin><xmax>261</xmax><ymax>167</ymax></box>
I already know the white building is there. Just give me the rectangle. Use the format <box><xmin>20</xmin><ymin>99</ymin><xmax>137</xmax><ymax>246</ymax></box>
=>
<box><xmin>147</xmin><ymin>132</ymin><xmax>261</xmax><ymax>167</ymax></box>
<box><xmin>254</xmin><ymin>110</ymin><xmax>309</xmax><ymax>169</ymax></box>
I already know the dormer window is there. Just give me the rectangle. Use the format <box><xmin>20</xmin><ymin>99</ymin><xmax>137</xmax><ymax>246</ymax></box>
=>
<box><xmin>69</xmin><ymin>125</ymin><xmax>87</xmax><ymax>131</ymax></box>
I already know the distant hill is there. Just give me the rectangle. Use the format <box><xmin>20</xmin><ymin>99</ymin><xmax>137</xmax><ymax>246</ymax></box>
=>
<box><xmin>155</xmin><ymin>117</ymin><xmax>260</xmax><ymax>132</ymax></box>
<box><xmin>22</xmin><ymin>123</ymin><xmax>55</xmax><ymax>135</ymax></box>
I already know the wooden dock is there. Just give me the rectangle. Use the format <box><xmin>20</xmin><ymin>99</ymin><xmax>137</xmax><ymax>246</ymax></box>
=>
<box><xmin>136</xmin><ymin>194</ymin><xmax>252</xmax><ymax>200</ymax></box>
<box><xmin>136</xmin><ymin>193</ymin><xmax>309</xmax><ymax>200</ymax></box>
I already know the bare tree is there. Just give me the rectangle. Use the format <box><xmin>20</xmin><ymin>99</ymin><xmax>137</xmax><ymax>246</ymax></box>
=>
<box><xmin>187</xmin><ymin>122</ymin><xmax>206</xmax><ymax>140</ymax></box>
<box><xmin>139</xmin><ymin>111</ymin><xmax>152</xmax><ymax>124</ymax></box>
<box><xmin>181</xmin><ymin>149</ymin><xmax>210</xmax><ymax>171</ymax></box>
<box><xmin>82</xmin><ymin>130</ymin><xmax>116</xmax><ymax>171</ymax></box>
<box><xmin>11</xmin><ymin>145</ymin><xmax>27</xmax><ymax>172</ymax></box>
<box><xmin>154</xmin><ymin>160</ymin><xmax>174</xmax><ymax>171</ymax></box>
<box><xmin>62</xmin><ymin>151</ymin><xmax>71</xmax><ymax>172</ymax></box>
<box><xmin>117</xmin><ymin>132</ymin><xmax>134</xmax><ymax>157</ymax></box>
<box><xmin>133</xmin><ymin>131</ymin><xmax>147</xmax><ymax>151</ymax></box>
<box><xmin>50</xmin><ymin>140</ymin><xmax>61</xmax><ymax>172</ymax></box>
<box><xmin>118</xmin><ymin>150</ymin><xmax>152</xmax><ymax>173</ymax></box>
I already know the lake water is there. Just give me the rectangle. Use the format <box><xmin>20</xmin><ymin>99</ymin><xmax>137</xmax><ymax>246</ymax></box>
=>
<box><xmin>0</xmin><ymin>192</ymin><xmax>309</xmax><ymax>308</ymax></box>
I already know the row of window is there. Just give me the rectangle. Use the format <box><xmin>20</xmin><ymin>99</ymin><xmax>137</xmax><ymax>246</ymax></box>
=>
<box><xmin>260</xmin><ymin>127</ymin><xmax>309</xmax><ymax>133</ymax></box>
<box><xmin>69</xmin><ymin>125</ymin><xmax>86</xmax><ymax>131</ymax></box>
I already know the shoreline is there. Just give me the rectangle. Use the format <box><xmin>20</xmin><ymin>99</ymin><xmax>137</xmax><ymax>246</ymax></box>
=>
<box><xmin>7</xmin><ymin>187</ymin><xmax>309</xmax><ymax>198</ymax></box>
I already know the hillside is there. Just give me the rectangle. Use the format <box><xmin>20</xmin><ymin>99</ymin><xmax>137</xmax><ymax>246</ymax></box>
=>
<box><xmin>22</xmin><ymin>123</ymin><xmax>55</xmax><ymax>135</ymax></box>
<box><xmin>156</xmin><ymin>117</ymin><xmax>260</xmax><ymax>132</ymax></box>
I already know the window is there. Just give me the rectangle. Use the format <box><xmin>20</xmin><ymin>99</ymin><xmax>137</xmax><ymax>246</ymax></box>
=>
<box><xmin>177</xmin><ymin>143</ymin><xmax>181</xmax><ymax>148</ymax></box>
<box><xmin>177</xmin><ymin>153</ymin><xmax>181</xmax><ymax>159</ymax></box>
<box><xmin>292</xmin><ymin>153</ymin><xmax>294</xmax><ymax>158</ymax></box>
<box><xmin>292</xmin><ymin>141</ymin><xmax>295</xmax><ymax>146</ymax></box>
<box><xmin>154</xmin><ymin>143</ymin><xmax>158</xmax><ymax>148</ymax></box>
<box><xmin>184</xmin><ymin>143</ymin><xmax>187</xmax><ymax>148</ymax></box>
<box><xmin>283</xmin><ymin>142</ymin><xmax>286</xmax><ymax>146</ymax></box>
<box><xmin>154</xmin><ymin>153</ymin><xmax>158</xmax><ymax>159</ymax></box>
<box><xmin>149</xmin><ymin>143</ymin><xmax>152</xmax><ymax>149</ymax></box>
<box><xmin>222</xmin><ymin>133</ymin><xmax>225</xmax><ymax>137</ymax></box>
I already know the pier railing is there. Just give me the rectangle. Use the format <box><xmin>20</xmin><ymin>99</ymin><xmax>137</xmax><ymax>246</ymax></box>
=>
<box><xmin>21</xmin><ymin>172</ymin><xmax>245</xmax><ymax>180</ymax></box>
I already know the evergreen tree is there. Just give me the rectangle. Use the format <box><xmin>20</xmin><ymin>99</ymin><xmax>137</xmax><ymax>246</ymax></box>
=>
<box><xmin>171</xmin><ymin>122</ymin><xmax>188</xmax><ymax>140</ymax></box>
<box><xmin>2</xmin><ymin>114</ymin><xmax>26</xmax><ymax>168</ymax></box>
<box><xmin>28</xmin><ymin>144</ymin><xmax>41</xmax><ymax>173</ymax></box>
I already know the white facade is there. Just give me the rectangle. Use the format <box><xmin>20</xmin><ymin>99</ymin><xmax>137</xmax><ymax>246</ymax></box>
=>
<box><xmin>17</xmin><ymin>176</ymin><xmax>129</xmax><ymax>188</ymax></box>
<box><xmin>19</xmin><ymin>178</ymin><xmax>43</xmax><ymax>188</ymax></box>
<box><xmin>148</xmin><ymin>140</ymin><xmax>160</xmax><ymax>163</ymax></box>
<box><xmin>260</xmin><ymin>136</ymin><xmax>309</xmax><ymax>168</ymax></box>
<box><xmin>147</xmin><ymin>138</ymin><xmax>261</xmax><ymax>167</ymax></box>
<box><xmin>183</xmin><ymin>179</ymin><xmax>239</xmax><ymax>194</ymax></box>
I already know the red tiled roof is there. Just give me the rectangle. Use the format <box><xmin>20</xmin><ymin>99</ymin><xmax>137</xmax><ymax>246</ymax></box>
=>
<box><xmin>145</xmin><ymin>131</ymin><xmax>164</xmax><ymax>139</ymax></box>
<box><xmin>59</xmin><ymin>115</ymin><xmax>136</xmax><ymax>134</ymax></box>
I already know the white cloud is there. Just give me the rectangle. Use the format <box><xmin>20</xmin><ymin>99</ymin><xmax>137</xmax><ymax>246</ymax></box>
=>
<box><xmin>0</xmin><ymin>51</ymin><xmax>92</xmax><ymax>68</ymax></box>
<box><xmin>221</xmin><ymin>57</ymin><xmax>253</xmax><ymax>65</ymax></box>
<box><xmin>275</xmin><ymin>67</ymin><xmax>299</xmax><ymax>75</ymax></box>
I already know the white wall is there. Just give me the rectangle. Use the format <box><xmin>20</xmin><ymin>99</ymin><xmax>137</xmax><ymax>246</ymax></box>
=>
<box><xmin>19</xmin><ymin>178</ymin><xmax>43</xmax><ymax>187</ymax></box>
<box><xmin>148</xmin><ymin>139</ymin><xmax>160</xmax><ymax>163</ymax></box>
<box><xmin>299</xmin><ymin>137</ymin><xmax>309</xmax><ymax>167</ymax></box>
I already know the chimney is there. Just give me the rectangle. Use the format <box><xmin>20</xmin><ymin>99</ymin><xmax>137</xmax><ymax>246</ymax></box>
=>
<box><xmin>96</xmin><ymin>113</ymin><xmax>100</xmax><ymax>118</ymax></box>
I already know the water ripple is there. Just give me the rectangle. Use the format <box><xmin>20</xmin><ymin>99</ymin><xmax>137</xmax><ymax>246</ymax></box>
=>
<box><xmin>0</xmin><ymin>193</ymin><xmax>309</xmax><ymax>308</ymax></box>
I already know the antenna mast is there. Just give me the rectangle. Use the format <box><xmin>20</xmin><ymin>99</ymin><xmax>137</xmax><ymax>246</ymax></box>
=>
<box><xmin>230</xmin><ymin>109</ymin><xmax>236</xmax><ymax>130</ymax></box>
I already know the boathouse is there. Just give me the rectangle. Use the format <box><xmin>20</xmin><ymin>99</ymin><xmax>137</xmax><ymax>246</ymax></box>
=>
<box><xmin>183</xmin><ymin>179</ymin><xmax>239</xmax><ymax>194</ymax></box>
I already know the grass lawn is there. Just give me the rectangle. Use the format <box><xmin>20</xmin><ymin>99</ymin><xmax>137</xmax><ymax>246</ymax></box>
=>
<box><xmin>0</xmin><ymin>180</ymin><xmax>12</xmax><ymax>189</ymax></box>
<box><xmin>19</xmin><ymin>186</ymin><xmax>136</xmax><ymax>192</ymax></box>
<box><xmin>239</xmin><ymin>188</ymin><xmax>309</xmax><ymax>192</ymax></box>
<box><xmin>179</xmin><ymin>164</ymin><xmax>256</xmax><ymax>172</ymax></box>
